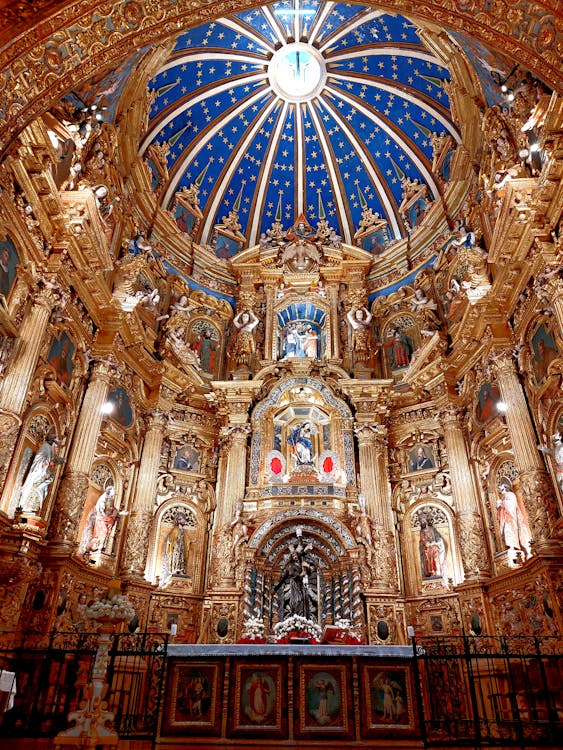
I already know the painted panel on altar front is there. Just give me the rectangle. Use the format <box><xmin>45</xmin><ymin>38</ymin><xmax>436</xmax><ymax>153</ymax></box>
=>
<box><xmin>360</xmin><ymin>664</ymin><xmax>418</xmax><ymax>738</ymax></box>
<box><xmin>228</xmin><ymin>661</ymin><xmax>286</xmax><ymax>738</ymax></box>
<box><xmin>162</xmin><ymin>661</ymin><xmax>223</xmax><ymax>736</ymax></box>
<box><xmin>295</xmin><ymin>662</ymin><xmax>352</xmax><ymax>739</ymax></box>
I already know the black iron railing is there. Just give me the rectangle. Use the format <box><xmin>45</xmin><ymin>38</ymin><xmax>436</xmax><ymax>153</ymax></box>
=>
<box><xmin>413</xmin><ymin>635</ymin><xmax>563</xmax><ymax>748</ymax></box>
<box><xmin>0</xmin><ymin>630</ymin><xmax>169</xmax><ymax>742</ymax></box>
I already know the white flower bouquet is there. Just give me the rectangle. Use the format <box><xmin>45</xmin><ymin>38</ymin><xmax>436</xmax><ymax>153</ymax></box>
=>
<box><xmin>85</xmin><ymin>594</ymin><xmax>136</xmax><ymax>624</ymax></box>
<box><xmin>274</xmin><ymin>614</ymin><xmax>322</xmax><ymax>643</ymax></box>
<box><xmin>240</xmin><ymin>616</ymin><xmax>266</xmax><ymax>642</ymax></box>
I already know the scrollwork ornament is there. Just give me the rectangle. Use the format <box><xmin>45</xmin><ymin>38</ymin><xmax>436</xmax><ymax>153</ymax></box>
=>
<box><xmin>0</xmin><ymin>411</ymin><xmax>22</xmax><ymax>487</ymax></box>
<box><xmin>48</xmin><ymin>470</ymin><xmax>89</xmax><ymax>543</ymax></box>
<box><xmin>518</xmin><ymin>470</ymin><xmax>558</xmax><ymax>543</ymax></box>
<box><xmin>121</xmin><ymin>510</ymin><xmax>153</xmax><ymax>575</ymax></box>
<box><xmin>456</xmin><ymin>512</ymin><xmax>490</xmax><ymax>576</ymax></box>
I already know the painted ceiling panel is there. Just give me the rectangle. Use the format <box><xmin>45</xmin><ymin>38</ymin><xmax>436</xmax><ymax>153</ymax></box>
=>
<box><xmin>144</xmin><ymin>1</ymin><xmax>458</xmax><ymax>253</ymax></box>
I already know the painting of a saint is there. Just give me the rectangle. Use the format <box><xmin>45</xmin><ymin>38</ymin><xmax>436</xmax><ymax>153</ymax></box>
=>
<box><xmin>107</xmin><ymin>386</ymin><xmax>133</xmax><ymax>428</ymax></box>
<box><xmin>47</xmin><ymin>332</ymin><xmax>75</xmax><ymax>386</ymax></box>
<box><xmin>175</xmin><ymin>203</ymin><xmax>196</xmax><ymax>235</ymax></box>
<box><xmin>408</xmin><ymin>445</ymin><xmax>434</xmax><ymax>472</ymax></box>
<box><xmin>214</xmin><ymin>233</ymin><xmax>241</xmax><ymax>259</ymax></box>
<box><xmin>371</xmin><ymin>671</ymin><xmax>409</xmax><ymax>724</ymax></box>
<box><xmin>177</xmin><ymin>669</ymin><xmax>212</xmax><ymax>721</ymax></box>
<box><xmin>242</xmin><ymin>671</ymin><xmax>275</xmax><ymax>724</ymax></box>
<box><xmin>475</xmin><ymin>382</ymin><xmax>501</xmax><ymax>423</ymax></box>
<box><xmin>306</xmin><ymin>672</ymin><xmax>340</xmax><ymax>726</ymax></box>
<box><xmin>362</xmin><ymin>227</ymin><xmax>388</xmax><ymax>256</ymax></box>
<box><xmin>531</xmin><ymin>324</ymin><xmax>559</xmax><ymax>383</ymax></box>
<box><xmin>383</xmin><ymin>328</ymin><xmax>414</xmax><ymax>370</ymax></box>
<box><xmin>0</xmin><ymin>237</ymin><xmax>19</xmax><ymax>298</ymax></box>
<box><xmin>173</xmin><ymin>445</ymin><xmax>200</xmax><ymax>472</ymax></box>
<box><xmin>288</xmin><ymin>421</ymin><xmax>316</xmax><ymax>466</ymax></box>
<box><xmin>188</xmin><ymin>321</ymin><xmax>220</xmax><ymax>377</ymax></box>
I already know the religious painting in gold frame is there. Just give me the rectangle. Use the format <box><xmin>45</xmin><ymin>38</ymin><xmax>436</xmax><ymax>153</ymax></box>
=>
<box><xmin>295</xmin><ymin>661</ymin><xmax>352</xmax><ymax>739</ymax></box>
<box><xmin>360</xmin><ymin>664</ymin><xmax>419</xmax><ymax>738</ymax></box>
<box><xmin>228</xmin><ymin>660</ymin><xmax>286</xmax><ymax>738</ymax></box>
<box><xmin>162</xmin><ymin>660</ymin><xmax>223</xmax><ymax>737</ymax></box>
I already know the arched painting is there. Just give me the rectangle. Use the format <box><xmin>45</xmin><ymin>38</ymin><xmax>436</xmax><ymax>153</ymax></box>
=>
<box><xmin>0</xmin><ymin>236</ymin><xmax>19</xmax><ymax>298</ymax></box>
<box><xmin>47</xmin><ymin>331</ymin><xmax>75</xmax><ymax>386</ymax></box>
<box><xmin>107</xmin><ymin>386</ymin><xmax>134</xmax><ymax>428</ymax></box>
<box><xmin>188</xmin><ymin>319</ymin><xmax>221</xmax><ymax>378</ymax></box>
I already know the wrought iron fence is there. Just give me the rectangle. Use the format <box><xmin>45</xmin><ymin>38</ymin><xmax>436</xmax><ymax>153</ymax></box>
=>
<box><xmin>1</xmin><ymin>632</ymin><xmax>561</xmax><ymax>747</ymax></box>
<box><xmin>0</xmin><ymin>630</ymin><xmax>169</xmax><ymax>743</ymax></box>
<box><xmin>413</xmin><ymin>635</ymin><xmax>563</xmax><ymax>748</ymax></box>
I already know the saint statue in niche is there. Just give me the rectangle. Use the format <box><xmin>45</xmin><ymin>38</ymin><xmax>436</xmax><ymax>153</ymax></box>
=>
<box><xmin>418</xmin><ymin>513</ymin><xmax>446</xmax><ymax>579</ymax></box>
<box><xmin>161</xmin><ymin>510</ymin><xmax>193</xmax><ymax>582</ymax></box>
<box><xmin>17</xmin><ymin>433</ymin><xmax>60</xmax><ymax>515</ymax></box>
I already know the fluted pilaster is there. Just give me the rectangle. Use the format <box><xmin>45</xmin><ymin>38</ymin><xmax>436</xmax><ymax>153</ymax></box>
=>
<box><xmin>492</xmin><ymin>352</ymin><xmax>560</xmax><ymax>547</ymax></box>
<box><xmin>0</xmin><ymin>287</ymin><xmax>57</xmax><ymax>413</ymax></box>
<box><xmin>326</xmin><ymin>281</ymin><xmax>339</xmax><ymax>359</ymax></box>
<box><xmin>121</xmin><ymin>411</ymin><xmax>167</xmax><ymax>577</ymax></box>
<box><xmin>264</xmin><ymin>283</ymin><xmax>275</xmax><ymax>360</ymax></box>
<box><xmin>48</xmin><ymin>360</ymin><xmax>113</xmax><ymax>548</ymax></box>
<box><xmin>440</xmin><ymin>407</ymin><xmax>490</xmax><ymax>578</ymax></box>
<box><xmin>355</xmin><ymin>424</ymin><xmax>393</xmax><ymax>531</ymax></box>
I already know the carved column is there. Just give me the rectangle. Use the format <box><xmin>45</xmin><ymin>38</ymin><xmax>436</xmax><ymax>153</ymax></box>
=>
<box><xmin>326</xmin><ymin>281</ymin><xmax>339</xmax><ymax>359</ymax></box>
<box><xmin>48</xmin><ymin>360</ymin><xmax>114</xmax><ymax>550</ymax></box>
<box><xmin>263</xmin><ymin>282</ymin><xmax>276</xmax><ymax>360</ymax></box>
<box><xmin>121</xmin><ymin>410</ymin><xmax>167</xmax><ymax>578</ymax></box>
<box><xmin>0</xmin><ymin>287</ymin><xmax>57</xmax><ymax>488</ymax></box>
<box><xmin>439</xmin><ymin>406</ymin><xmax>491</xmax><ymax>578</ymax></box>
<box><xmin>208</xmin><ymin>384</ymin><xmax>259</xmax><ymax>589</ymax></box>
<box><xmin>0</xmin><ymin>286</ymin><xmax>58</xmax><ymax>413</ymax></box>
<box><xmin>354</xmin><ymin>419</ymin><xmax>398</xmax><ymax>591</ymax></box>
<box><xmin>492</xmin><ymin>352</ymin><xmax>560</xmax><ymax>549</ymax></box>
<box><xmin>355</xmin><ymin>424</ymin><xmax>392</xmax><ymax>530</ymax></box>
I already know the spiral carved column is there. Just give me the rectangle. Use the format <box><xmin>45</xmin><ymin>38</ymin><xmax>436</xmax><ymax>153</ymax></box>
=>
<box><xmin>492</xmin><ymin>352</ymin><xmax>560</xmax><ymax>550</ymax></box>
<box><xmin>48</xmin><ymin>359</ymin><xmax>114</xmax><ymax>550</ymax></box>
<box><xmin>439</xmin><ymin>406</ymin><xmax>491</xmax><ymax>578</ymax></box>
<box><xmin>121</xmin><ymin>410</ymin><xmax>167</xmax><ymax>578</ymax></box>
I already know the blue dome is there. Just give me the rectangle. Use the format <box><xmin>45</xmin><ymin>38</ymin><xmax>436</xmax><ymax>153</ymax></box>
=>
<box><xmin>142</xmin><ymin>2</ymin><xmax>459</xmax><ymax>250</ymax></box>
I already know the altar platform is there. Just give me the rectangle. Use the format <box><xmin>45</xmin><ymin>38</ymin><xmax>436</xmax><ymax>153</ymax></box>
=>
<box><xmin>159</xmin><ymin>644</ymin><xmax>422</xmax><ymax>746</ymax></box>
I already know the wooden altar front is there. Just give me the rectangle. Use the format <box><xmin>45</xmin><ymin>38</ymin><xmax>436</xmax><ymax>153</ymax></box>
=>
<box><xmin>159</xmin><ymin>644</ymin><xmax>422</xmax><ymax>747</ymax></box>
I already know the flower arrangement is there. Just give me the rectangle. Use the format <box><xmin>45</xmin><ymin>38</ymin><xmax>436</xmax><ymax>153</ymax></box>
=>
<box><xmin>238</xmin><ymin>616</ymin><xmax>266</xmax><ymax>643</ymax></box>
<box><xmin>274</xmin><ymin>615</ymin><xmax>322</xmax><ymax>644</ymax></box>
<box><xmin>85</xmin><ymin>594</ymin><xmax>136</xmax><ymax>624</ymax></box>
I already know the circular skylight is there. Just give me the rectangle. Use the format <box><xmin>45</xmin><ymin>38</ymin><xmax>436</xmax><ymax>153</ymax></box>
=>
<box><xmin>269</xmin><ymin>43</ymin><xmax>326</xmax><ymax>102</ymax></box>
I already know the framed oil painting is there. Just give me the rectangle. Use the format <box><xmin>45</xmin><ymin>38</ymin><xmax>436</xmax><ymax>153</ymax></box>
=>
<box><xmin>173</xmin><ymin>445</ymin><xmax>200</xmax><ymax>472</ymax></box>
<box><xmin>47</xmin><ymin>331</ymin><xmax>75</xmax><ymax>386</ymax></box>
<box><xmin>228</xmin><ymin>661</ymin><xmax>286</xmax><ymax>738</ymax></box>
<box><xmin>360</xmin><ymin>664</ymin><xmax>418</xmax><ymax>738</ymax></box>
<box><xmin>162</xmin><ymin>661</ymin><xmax>223</xmax><ymax>737</ymax></box>
<box><xmin>295</xmin><ymin>663</ymin><xmax>352</xmax><ymax>739</ymax></box>
<box><xmin>475</xmin><ymin>381</ymin><xmax>501</xmax><ymax>424</ymax></box>
<box><xmin>106</xmin><ymin>386</ymin><xmax>133</xmax><ymax>428</ymax></box>
<box><xmin>406</xmin><ymin>444</ymin><xmax>435</xmax><ymax>473</ymax></box>
<box><xmin>0</xmin><ymin>236</ymin><xmax>19</xmax><ymax>299</ymax></box>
